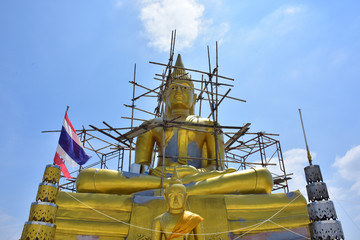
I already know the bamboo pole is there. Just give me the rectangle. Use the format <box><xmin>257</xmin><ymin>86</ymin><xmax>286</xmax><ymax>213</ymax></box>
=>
<box><xmin>153</xmin><ymin>78</ymin><xmax>245</xmax><ymax>102</ymax></box>
<box><xmin>149</xmin><ymin>61</ymin><xmax>234</xmax><ymax>81</ymax></box>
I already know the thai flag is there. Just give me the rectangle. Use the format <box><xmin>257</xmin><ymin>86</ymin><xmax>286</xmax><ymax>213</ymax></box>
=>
<box><xmin>54</xmin><ymin>112</ymin><xmax>91</xmax><ymax>178</ymax></box>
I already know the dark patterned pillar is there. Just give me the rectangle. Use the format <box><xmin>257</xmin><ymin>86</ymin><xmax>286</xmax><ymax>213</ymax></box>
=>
<box><xmin>305</xmin><ymin>164</ymin><xmax>344</xmax><ymax>239</ymax></box>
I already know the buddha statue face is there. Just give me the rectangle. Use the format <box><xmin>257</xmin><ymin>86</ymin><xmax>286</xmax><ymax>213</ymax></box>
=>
<box><xmin>164</xmin><ymin>183</ymin><xmax>187</xmax><ymax>211</ymax></box>
<box><xmin>166</xmin><ymin>79</ymin><xmax>197</xmax><ymax>116</ymax></box>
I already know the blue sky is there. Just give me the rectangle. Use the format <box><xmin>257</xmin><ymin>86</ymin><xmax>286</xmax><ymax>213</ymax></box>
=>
<box><xmin>1</xmin><ymin>0</ymin><xmax>360</xmax><ymax>239</ymax></box>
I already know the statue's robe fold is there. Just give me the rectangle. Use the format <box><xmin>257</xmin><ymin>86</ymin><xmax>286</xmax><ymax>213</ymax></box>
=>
<box><xmin>167</xmin><ymin>210</ymin><xmax>204</xmax><ymax>240</ymax></box>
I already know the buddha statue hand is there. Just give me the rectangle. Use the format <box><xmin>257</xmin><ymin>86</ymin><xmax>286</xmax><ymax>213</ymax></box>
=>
<box><xmin>149</xmin><ymin>165</ymin><xmax>199</xmax><ymax>178</ymax></box>
<box><xmin>149</xmin><ymin>165</ymin><xmax>237</xmax><ymax>179</ymax></box>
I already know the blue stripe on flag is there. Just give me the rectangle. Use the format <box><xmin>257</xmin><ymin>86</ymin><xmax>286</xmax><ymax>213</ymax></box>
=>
<box><xmin>59</xmin><ymin>126</ymin><xmax>91</xmax><ymax>165</ymax></box>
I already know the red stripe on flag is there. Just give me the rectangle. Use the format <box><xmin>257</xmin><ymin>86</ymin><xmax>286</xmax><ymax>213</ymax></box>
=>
<box><xmin>54</xmin><ymin>152</ymin><xmax>72</xmax><ymax>179</ymax></box>
<box><xmin>64</xmin><ymin>112</ymin><xmax>76</xmax><ymax>134</ymax></box>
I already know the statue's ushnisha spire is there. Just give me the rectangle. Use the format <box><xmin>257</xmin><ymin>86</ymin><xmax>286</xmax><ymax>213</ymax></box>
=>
<box><xmin>170</xmin><ymin>167</ymin><xmax>182</xmax><ymax>185</ymax></box>
<box><xmin>172</xmin><ymin>54</ymin><xmax>188</xmax><ymax>79</ymax></box>
<box><xmin>175</xmin><ymin>54</ymin><xmax>184</xmax><ymax>68</ymax></box>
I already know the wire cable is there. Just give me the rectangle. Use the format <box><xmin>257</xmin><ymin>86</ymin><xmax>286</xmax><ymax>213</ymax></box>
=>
<box><xmin>329</xmin><ymin>189</ymin><xmax>360</xmax><ymax>233</ymax></box>
<box><xmin>64</xmin><ymin>190</ymin><xmax>307</xmax><ymax>237</ymax></box>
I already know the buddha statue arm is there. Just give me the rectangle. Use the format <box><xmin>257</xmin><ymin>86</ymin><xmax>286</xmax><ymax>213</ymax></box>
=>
<box><xmin>205</xmin><ymin>130</ymin><xmax>225</xmax><ymax>170</ymax></box>
<box><xmin>151</xmin><ymin>216</ymin><xmax>162</xmax><ymax>240</ymax></box>
<box><xmin>193</xmin><ymin>223</ymin><xmax>205</xmax><ymax>240</ymax></box>
<box><xmin>135</xmin><ymin>130</ymin><xmax>155</xmax><ymax>166</ymax></box>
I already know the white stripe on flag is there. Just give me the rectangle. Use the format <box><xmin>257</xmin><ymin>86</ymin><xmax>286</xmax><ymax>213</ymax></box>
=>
<box><xmin>62</xmin><ymin>118</ymin><xmax>83</xmax><ymax>148</ymax></box>
<box><xmin>56</xmin><ymin>144</ymin><xmax>79</xmax><ymax>168</ymax></box>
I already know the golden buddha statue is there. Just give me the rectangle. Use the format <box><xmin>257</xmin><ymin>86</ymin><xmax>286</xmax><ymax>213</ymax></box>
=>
<box><xmin>152</xmin><ymin>169</ymin><xmax>204</xmax><ymax>240</ymax></box>
<box><xmin>36</xmin><ymin>54</ymin><xmax>310</xmax><ymax>240</ymax></box>
<box><xmin>76</xmin><ymin>54</ymin><xmax>273</xmax><ymax>196</ymax></box>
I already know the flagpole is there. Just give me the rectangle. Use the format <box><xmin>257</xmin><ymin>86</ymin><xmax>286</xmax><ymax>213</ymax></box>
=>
<box><xmin>298</xmin><ymin>109</ymin><xmax>312</xmax><ymax>165</ymax></box>
<box><xmin>55</xmin><ymin>106</ymin><xmax>69</xmax><ymax>165</ymax></box>
<box><xmin>53</xmin><ymin>106</ymin><xmax>74</xmax><ymax>178</ymax></box>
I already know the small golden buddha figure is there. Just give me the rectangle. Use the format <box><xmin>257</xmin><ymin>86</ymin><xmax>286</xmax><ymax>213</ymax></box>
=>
<box><xmin>152</xmin><ymin>169</ymin><xmax>204</xmax><ymax>240</ymax></box>
<box><xmin>76</xmin><ymin>54</ymin><xmax>273</xmax><ymax>195</ymax></box>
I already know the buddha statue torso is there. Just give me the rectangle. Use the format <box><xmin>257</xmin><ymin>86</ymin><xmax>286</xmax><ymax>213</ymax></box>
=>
<box><xmin>136</xmin><ymin>115</ymin><xmax>224</xmax><ymax>173</ymax></box>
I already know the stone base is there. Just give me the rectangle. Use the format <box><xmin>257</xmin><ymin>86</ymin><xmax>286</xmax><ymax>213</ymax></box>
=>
<box><xmin>54</xmin><ymin>190</ymin><xmax>310</xmax><ymax>240</ymax></box>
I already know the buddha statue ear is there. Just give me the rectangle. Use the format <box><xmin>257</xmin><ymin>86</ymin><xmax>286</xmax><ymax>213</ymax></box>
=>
<box><xmin>163</xmin><ymin>192</ymin><xmax>170</xmax><ymax>211</ymax></box>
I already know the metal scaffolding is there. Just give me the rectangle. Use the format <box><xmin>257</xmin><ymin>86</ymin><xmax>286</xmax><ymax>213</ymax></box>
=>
<box><xmin>45</xmin><ymin>30</ymin><xmax>292</xmax><ymax>193</ymax></box>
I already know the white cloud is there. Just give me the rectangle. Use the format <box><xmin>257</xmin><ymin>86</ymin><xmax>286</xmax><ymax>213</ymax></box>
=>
<box><xmin>244</xmin><ymin>5</ymin><xmax>305</xmax><ymax>43</ymax></box>
<box><xmin>284</xmin><ymin>6</ymin><xmax>301</xmax><ymax>15</ymax></box>
<box><xmin>333</xmin><ymin>145</ymin><xmax>360</xmax><ymax>195</ymax></box>
<box><xmin>115</xmin><ymin>1</ymin><xmax>124</xmax><ymax>8</ymax></box>
<box><xmin>201</xmin><ymin>21</ymin><xmax>230</xmax><ymax>46</ymax></box>
<box><xmin>139</xmin><ymin>0</ymin><xmax>205</xmax><ymax>51</ymax></box>
<box><xmin>327</xmin><ymin>146</ymin><xmax>360</xmax><ymax>229</ymax></box>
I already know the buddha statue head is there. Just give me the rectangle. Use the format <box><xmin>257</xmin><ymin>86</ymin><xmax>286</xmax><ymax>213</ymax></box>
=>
<box><xmin>166</xmin><ymin>54</ymin><xmax>197</xmax><ymax>116</ymax></box>
<box><xmin>164</xmin><ymin>168</ymin><xmax>188</xmax><ymax>213</ymax></box>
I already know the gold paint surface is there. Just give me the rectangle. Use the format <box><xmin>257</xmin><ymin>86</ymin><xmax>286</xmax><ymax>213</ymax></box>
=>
<box><xmin>187</xmin><ymin>168</ymin><xmax>273</xmax><ymax>195</ymax></box>
<box><xmin>57</xmin><ymin>191</ymin><xmax>133</xmax><ymax>210</ymax></box>
<box><xmin>225</xmin><ymin>191</ymin><xmax>310</xmax><ymax>235</ymax></box>
<box><xmin>225</xmin><ymin>190</ymin><xmax>306</xmax><ymax>210</ymax></box>
<box><xmin>187</xmin><ymin>195</ymin><xmax>228</xmax><ymax>239</ymax></box>
<box><xmin>56</xmin><ymin>207</ymin><xmax>130</xmax><ymax>222</ymax></box>
<box><xmin>54</xmin><ymin>192</ymin><xmax>132</xmax><ymax>239</ymax></box>
<box><xmin>76</xmin><ymin>167</ymin><xmax>273</xmax><ymax>196</ymax></box>
<box><xmin>128</xmin><ymin>196</ymin><xmax>166</xmax><ymax>239</ymax></box>
<box><xmin>55</xmin><ymin>219</ymin><xmax>129</xmax><ymax>236</ymax></box>
<box><xmin>77</xmin><ymin>168</ymin><xmax>167</xmax><ymax>194</ymax></box>
<box><xmin>55</xmin><ymin>190</ymin><xmax>309</xmax><ymax>239</ymax></box>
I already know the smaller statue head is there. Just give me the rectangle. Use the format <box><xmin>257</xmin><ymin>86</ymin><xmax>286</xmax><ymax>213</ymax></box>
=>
<box><xmin>166</xmin><ymin>54</ymin><xmax>197</xmax><ymax>116</ymax></box>
<box><xmin>164</xmin><ymin>167</ymin><xmax>188</xmax><ymax>212</ymax></box>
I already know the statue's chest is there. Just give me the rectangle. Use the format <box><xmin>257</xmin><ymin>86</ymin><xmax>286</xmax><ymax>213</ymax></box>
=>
<box><xmin>160</xmin><ymin>216</ymin><xmax>177</xmax><ymax>233</ymax></box>
<box><xmin>155</xmin><ymin>128</ymin><xmax>205</xmax><ymax>167</ymax></box>
<box><xmin>160</xmin><ymin>215</ymin><xmax>189</xmax><ymax>240</ymax></box>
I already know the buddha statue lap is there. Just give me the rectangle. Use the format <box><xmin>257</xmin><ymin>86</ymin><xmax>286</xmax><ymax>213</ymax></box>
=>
<box><xmin>76</xmin><ymin>54</ymin><xmax>273</xmax><ymax>196</ymax></box>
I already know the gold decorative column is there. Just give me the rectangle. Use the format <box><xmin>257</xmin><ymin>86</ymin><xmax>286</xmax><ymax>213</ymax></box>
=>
<box><xmin>21</xmin><ymin>164</ymin><xmax>61</xmax><ymax>240</ymax></box>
